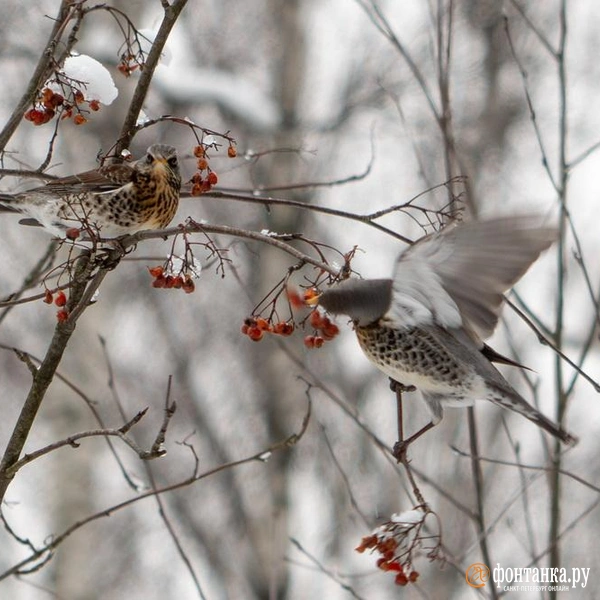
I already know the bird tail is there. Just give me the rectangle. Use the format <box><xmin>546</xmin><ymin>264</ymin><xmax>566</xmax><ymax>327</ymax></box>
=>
<box><xmin>488</xmin><ymin>384</ymin><xmax>577</xmax><ymax>446</ymax></box>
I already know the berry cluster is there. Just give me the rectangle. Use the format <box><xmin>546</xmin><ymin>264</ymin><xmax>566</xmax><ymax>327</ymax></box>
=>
<box><xmin>241</xmin><ymin>316</ymin><xmax>295</xmax><ymax>342</ymax></box>
<box><xmin>190</xmin><ymin>145</ymin><xmax>219</xmax><ymax>196</ymax></box>
<box><xmin>44</xmin><ymin>289</ymin><xmax>69</xmax><ymax>322</ymax></box>
<box><xmin>304</xmin><ymin>310</ymin><xmax>339</xmax><ymax>348</ymax></box>
<box><xmin>117</xmin><ymin>52</ymin><xmax>143</xmax><ymax>77</ymax></box>
<box><xmin>356</xmin><ymin>534</ymin><xmax>419</xmax><ymax>586</ymax></box>
<box><xmin>355</xmin><ymin>510</ymin><xmax>431</xmax><ymax>587</ymax></box>
<box><xmin>148</xmin><ymin>266</ymin><xmax>195</xmax><ymax>293</ymax></box>
<box><xmin>24</xmin><ymin>87</ymin><xmax>100</xmax><ymax>127</ymax></box>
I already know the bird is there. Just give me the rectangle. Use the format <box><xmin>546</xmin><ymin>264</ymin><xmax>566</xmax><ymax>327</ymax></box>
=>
<box><xmin>314</xmin><ymin>215</ymin><xmax>577</xmax><ymax>450</ymax></box>
<box><xmin>0</xmin><ymin>144</ymin><xmax>181</xmax><ymax>238</ymax></box>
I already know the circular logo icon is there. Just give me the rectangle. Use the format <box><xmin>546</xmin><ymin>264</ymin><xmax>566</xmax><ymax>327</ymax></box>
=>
<box><xmin>466</xmin><ymin>563</ymin><xmax>490</xmax><ymax>588</ymax></box>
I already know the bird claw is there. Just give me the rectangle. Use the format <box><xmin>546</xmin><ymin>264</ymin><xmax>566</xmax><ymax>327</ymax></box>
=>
<box><xmin>392</xmin><ymin>439</ymin><xmax>411</xmax><ymax>463</ymax></box>
<box><xmin>389</xmin><ymin>379</ymin><xmax>416</xmax><ymax>393</ymax></box>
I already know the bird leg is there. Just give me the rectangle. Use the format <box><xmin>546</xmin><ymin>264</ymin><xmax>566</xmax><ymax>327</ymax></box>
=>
<box><xmin>392</xmin><ymin>422</ymin><xmax>436</xmax><ymax>462</ymax></box>
<box><xmin>389</xmin><ymin>378</ymin><xmax>433</xmax><ymax>462</ymax></box>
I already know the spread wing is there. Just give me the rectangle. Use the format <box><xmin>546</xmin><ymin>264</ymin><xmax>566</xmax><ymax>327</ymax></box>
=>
<box><xmin>385</xmin><ymin>216</ymin><xmax>557</xmax><ymax>340</ymax></box>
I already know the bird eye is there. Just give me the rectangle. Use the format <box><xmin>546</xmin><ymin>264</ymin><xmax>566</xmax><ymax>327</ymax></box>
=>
<box><xmin>146</xmin><ymin>154</ymin><xmax>153</xmax><ymax>164</ymax></box>
<box><xmin>168</xmin><ymin>156</ymin><xmax>178</xmax><ymax>168</ymax></box>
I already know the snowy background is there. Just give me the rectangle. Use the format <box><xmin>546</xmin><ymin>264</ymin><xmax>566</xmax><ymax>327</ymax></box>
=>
<box><xmin>0</xmin><ymin>1</ymin><xmax>599</xmax><ymax>599</ymax></box>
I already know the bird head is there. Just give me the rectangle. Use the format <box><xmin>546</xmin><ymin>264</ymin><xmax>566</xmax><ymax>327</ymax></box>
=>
<box><xmin>135</xmin><ymin>144</ymin><xmax>181</xmax><ymax>189</ymax></box>
<box><xmin>314</xmin><ymin>278</ymin><xmax>393</xmax><ymax>326</ymax></box>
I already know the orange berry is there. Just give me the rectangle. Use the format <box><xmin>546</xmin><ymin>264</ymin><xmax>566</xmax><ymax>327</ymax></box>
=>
<box><xmin>148</xmin><ymin>265</ymin><xmax>164</xmax><ymax>278</ymax></box>
<box><xmin>74</xmin><ymin>90</ymin><xmax>85</xmax><ymax>104</ymax></box>
<box><xmin>247</xmin><ymin>326</ymin><xmax>264</xmax><ymax>341</ymax></box>
<box><xmin>193</xmin><ymin>145</ymin><xmax>205</xmax><ymax>158</ymax></box>
<box><xmin>191</xmin><ymin>183</ymin><xmax>203</xmax><ymax>196</ymax></box>
<box><xmin>54</xmin><ymin>290</ymin><xmax>67</xmax><ymax>307</ymax></box>
<box><xmin>197</xmin><ymin>158</ymin><xmax>208</xmax><ymax>170</ymax></box>
<box><xmin>43</xmin><ymin>290</ymin><xmax>53</xmax><ymax>304</ymax></box>
<box><xmin>172</xmin><ymin>276</ymin><xmax>184</xmax><ymax>289</ymax></box>
<box><xmin>227</xmin><ymin>145</ymin><xmax>237</xmax><ymax>158</ymax></box>
<box><xmin>56</xmin><ymin>309</ymin><xmax>69</xmax><ymax>322</ymax></box>
<box><xmin>313</xmin><ymin>336</ymin><xmax>324</xmax><ymax>348</ymax></box>
<box><xmin>73</xmin><ymin>114</ymin><xmax>87</xmax><ymax>125</ymax></box>
<box><xmin>255</xmin><ymin>317</ymin><xmax>271</xmax><ymax>331</ymax></box>
<box><xmin>88</xmin><ymin>99</ymin><xmax>100</xmax><ymax>111</ymax></box>
<box><xmin>207</xmin><ymin>172</ymin><xmax>218</xmax><ymax>185</ymax></box>
<box><xmin>241</xmin><ymin>323</ymin><xmax>249</xmax><ymax>335</ymax></box>
<box><xmin>408</xmin><ymin>571</ymin><xmax>419</xmax><ymax>583</ymax></box>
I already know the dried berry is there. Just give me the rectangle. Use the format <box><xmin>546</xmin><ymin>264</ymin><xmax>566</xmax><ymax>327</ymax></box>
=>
<box><xmin>207</xmin><ymin>172</ymin><xmax>218</xmax><ymax>185</ymax></box>
<box><xmin>43</xmin><ymin>290</ymin><xmax>53</xmax><ymax>304</ymax></box>
<box><xmin>227</xmin><ymin>145</ymin><xmax>237</xmax><ymax>158</ymax></box>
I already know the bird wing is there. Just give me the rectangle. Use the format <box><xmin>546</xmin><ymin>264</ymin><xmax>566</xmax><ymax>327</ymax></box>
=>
<box><xmin>42</xmin><ymin>163</ymin><xmax>135</xmax><ymax>194</ymax></box>
<box><xmin>386</xmin><ymin>216</ymin><xmax>557</xmax><ymax>340</ymax></box>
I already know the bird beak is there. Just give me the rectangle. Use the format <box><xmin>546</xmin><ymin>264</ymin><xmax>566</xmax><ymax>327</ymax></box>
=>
<box><xmin>304</xmin><ymin>288</ymin><xmax>321</xmax><ymax>306</ymax></box>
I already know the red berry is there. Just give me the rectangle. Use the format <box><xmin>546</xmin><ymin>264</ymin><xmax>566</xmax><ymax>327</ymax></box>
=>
<box><xmin>409</xmin><ymin>570</ymin><xmax>419</xmax><ymax>583</ymax></box>
<box><xmin>207</xmin><ymin>172</ymin><xmax>218</xmax><ymax>185</ymax></box>
<box><xmin>152</xmin><ymin>274</ymin><xmax>166</xmax><ymax>288</ymax></box>
<box><xmin>65</xmin><ymin>227</ymin><xmax>80</xmax><ymax>240</ymax></box>
<box><xmin>56</xmin><ymin>309</ymin><xmax>69</xmax><ymax>322</ymax></box>
<box><xmin>255</xmin><ymin>317</ymin><xmax>271</xmax><ymax>331</ymax></box>
<box><xmin>172</xmin><ymin>276</ymin><xmax>184</xmax><ymax>289</ymax></box>
<box><xmin>148</xmin><ymin>265</ymin><xmax>164</xmax><ymax>278</ymax></box>
<box><xmin>247</xmin><ymin>326</ymin><xmax>263</xmax><ymax>341</ymax></box>
<box><xmin>313</xmin><ymin>336</ymin><xmax>324</xmax><ymax>348</ymax></box>
<box><xmin>273</xmin><ymin>322</ymin><xmax>294</xmax><ymax>336</ymax></box>
<box><xmin>304</xmin><ymin>335</ymin><xmax>315</xmax><ymax>349</ymax></box>
<box><xmin>54</xmin><ymin>290</ymin><xmax>67</xmax><ymax>307</ymax></box>
<box><xmin>395</xmin><ymin>573</ymin><xmax>408</xmax><ymax>586</ymax></box>
<box><xmin>321</xmin><ymin>322</ymin><xmax>339</xmax><ymax>340</ymax></box>
<box><xmin>310</xmin><ymin>311</ymin><xmax>323</xmax><ymax>329</ymax></box>
<box><xmin>286</xmin><ymin>288</ymin><xmax>304</xmax><ymax>309</ymax></box>
<box><xmin>88</xmin><ymin>99</ymin><xmax>100</xmax><ymax>111</ymax></box>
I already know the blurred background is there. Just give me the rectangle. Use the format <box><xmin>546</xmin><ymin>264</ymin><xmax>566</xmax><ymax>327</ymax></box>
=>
<box><xmin>0</xmin><ymin>1</ymin><xmax>599</xmax><ymax>598</ymax></box>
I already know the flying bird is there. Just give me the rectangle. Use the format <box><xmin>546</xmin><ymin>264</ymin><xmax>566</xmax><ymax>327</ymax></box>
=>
<box><xmin>0</xmin><ymin>144</ymin><xmax>181</xmax><ymax>238</ymax></box>
<box><xmin>315</xmin><ymin>216</ymin><xmax>577</xmax><ymax>449</ymax></box>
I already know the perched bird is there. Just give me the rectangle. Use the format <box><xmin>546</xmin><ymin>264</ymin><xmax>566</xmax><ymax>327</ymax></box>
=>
<box><xmin>316</xmin><ymin>216</ymin><xmax>577</xmax><ymax>448</ymax></box>
<box><xmin>0</xmin><ymin>144</ymin><xmax>181</xmax><ymax>238</ymax></box>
